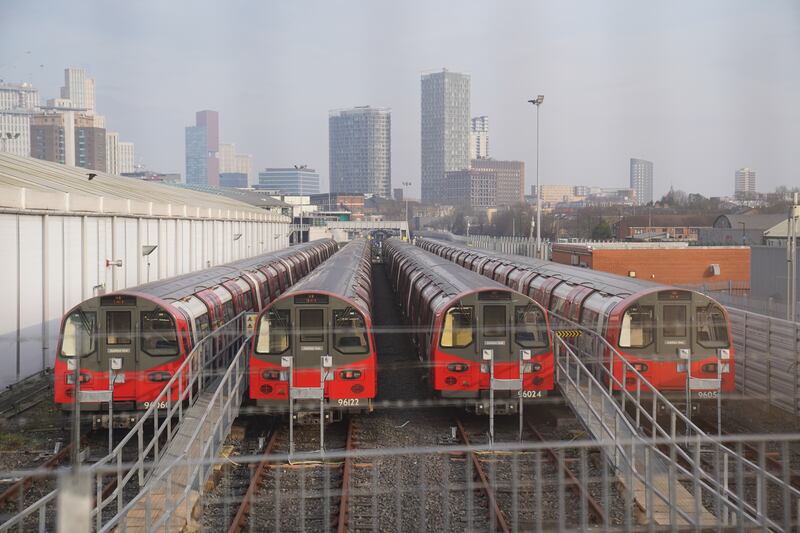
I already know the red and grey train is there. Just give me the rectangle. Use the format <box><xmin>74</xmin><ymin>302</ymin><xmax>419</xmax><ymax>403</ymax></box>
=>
<box><xmin>416</xmin><ymin>238</ymin><xmax>735</xmax><ymax>396</ymax></box>
<box><xmin>54</xmin><ymin>239</ymin><xmax>337</xmax><ymax>427</ymax></box>
<box><xmin>384</xmin><ymin>238</ymin><xmax>552</xmax><ymax>413</ymax></box>
<box><xmin>250</xmin><ymin>238</ymin><xmax>377</xmax><ymax>422</ymax></box>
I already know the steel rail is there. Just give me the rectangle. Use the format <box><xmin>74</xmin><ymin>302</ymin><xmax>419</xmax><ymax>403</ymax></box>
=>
<box><xmin>0</xmin><ymin>442</ymin><xmax>73</xmax><ymax>506</ymax></box>
<box><xmin>525</xmin><ymin>421</ymin><xmax>607</xmax><ymax>525</ymax></box>
<box><xmin>336</xmin><ymin>417</ymin><xmax>356</xmax><ymax>533</ymax></box>
<box><xmin>227</xmin><ymin>426</ymin><xmax>282</xmax><ymax>533</ymax></box>
<box><xmin>454</xmin><ymin>418</ymin><xmax>511</xmax><ymax>533</ymax></box>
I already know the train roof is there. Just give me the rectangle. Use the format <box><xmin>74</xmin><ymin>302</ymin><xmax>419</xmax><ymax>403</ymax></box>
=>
<box><xmin>129</xmin><ymin>239</ymin><xmax>334</xmax><ymax>301</ymax></box>
<box><xmin>386</xmin><ymin>238</ymin><xmax>513</xmax><ymax>299</ymax></box>
<box><xmin>282</xmin><ymin>239</ymin><xmax>371</xmax><ymax>314</ymax></box>
<box><xmin>417</xmin><ymin>237</ymin><xmax>669</xmax><ymax>298</ymax></box>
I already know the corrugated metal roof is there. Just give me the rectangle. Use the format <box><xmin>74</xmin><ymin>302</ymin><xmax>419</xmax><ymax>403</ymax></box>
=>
<box><xmin>0</xmin><ymin>153</ymin><xmax>290</xmax><ymax>221</ymax></box>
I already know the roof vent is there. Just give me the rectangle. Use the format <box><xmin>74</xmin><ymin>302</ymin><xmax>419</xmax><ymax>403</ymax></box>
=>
<box><xmin>710</xmin><ymin>264</ymin><xmax>721</xmax><ymax>276</ymax></box>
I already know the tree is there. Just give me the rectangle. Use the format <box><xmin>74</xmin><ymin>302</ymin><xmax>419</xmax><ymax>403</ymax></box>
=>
<box><xmin>451</xmin><ymin>211</ymin><xmax>467</xmax><ymax>235</ymax></box>
<box><xmin>591</xmin><ymin>219</ymin><xmax>612</xmax><ymax>240</ymax></box>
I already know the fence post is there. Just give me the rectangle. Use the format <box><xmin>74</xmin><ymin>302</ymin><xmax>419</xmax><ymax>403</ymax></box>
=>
<box><xmin>57</xmin><ymin>471</ymin><xmax>92</xmax><ymax>533</ymax></box>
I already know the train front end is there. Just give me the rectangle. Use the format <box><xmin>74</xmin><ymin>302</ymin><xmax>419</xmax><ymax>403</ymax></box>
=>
<box><xmin>432</xmin><ymin>290</ymin><xmax>553</xmax><ymax>414</ymax></box>
<box><xmin>250</xmin><ymin>292</ymin><xmax>377</xmax><ymax>423</ymax></box>
<box><xmin>610</xmin><ymin>289</ymin><xmax>735</xmax><ymax>398</ymax></box>
<box><xmin>54</xmin><ymin>293</ymin><xmax>187</xmax><ymax>428</ymax></box>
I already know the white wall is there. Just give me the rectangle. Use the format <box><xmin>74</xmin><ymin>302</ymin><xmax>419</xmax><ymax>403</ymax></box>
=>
<box><xmin>0</xmin><ymin>212</ymin><xmax>289</xmax><ymax>387</ymax></box>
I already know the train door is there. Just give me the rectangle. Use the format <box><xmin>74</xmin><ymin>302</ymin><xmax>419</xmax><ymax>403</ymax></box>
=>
<box><xmin>478</xmin><ymin>301</ymin><xmax>513</xmax><ymax>364</ymax></box>
<box><xmin>99</xmin><ymin>304</ymin><xmax>137</xmax><ymax>400</ymax></box>
<box><xmin>656</xmin><ymin>299</ymin><xmax>691</xmax><ymax>356</ymax></box>
<box><xmin>294</xmin><ymin>303</ymin><xmax>327</xmax><ymax>387</ymax></box>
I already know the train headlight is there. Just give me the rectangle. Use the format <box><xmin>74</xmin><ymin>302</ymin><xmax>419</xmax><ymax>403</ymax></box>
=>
<box><xmin>340</xmin><ymin>370</ymin><xmax>362</xmax><ymax>380</ymax></box>
<box><xmin>262</xmin><ymin>370</ymin><xmax>282</xmax><ymax>380</ymax></box>
<box><xmin>447</xmin><ymin>363</ymin><xmax>468</xmax><ymax>373</ymax></box>
<box><xmin>521</xmin><ymin>363</ymin><xmax>542</xmax><ymax>373</ymax></box>
<box><xmin>148</xmin><ymin>371</ymin><xmax>171</xmax><ymax>382</ymax></box>
<box><xmin>631</xmin><ymin>363</ymin><xmax>648</xmax><ymax>373</ymax></box>
<box><xmin>65</xmin><ymin>373</ymin><xmax>90</xmax><ymax>384</ymax></box>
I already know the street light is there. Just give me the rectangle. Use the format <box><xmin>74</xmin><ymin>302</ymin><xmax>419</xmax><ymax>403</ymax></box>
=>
<box><xmin>294</xmin><ymin>165</ymin><xmax>307</xmax><ymax>244</ymax></box>
<box><xmin>402</xmin><ymin>181</ymin><xmax>412</xmax><ymax>230</ymax></box>
<box><xmin>527</xmin><ymin>95</ymin><xmax>544</xmax><ymax>258</ymax></box>
<box><xmin>738</xmin><ymin>221</ymin><xmax>746</xmax><ymax>245</ymax></box>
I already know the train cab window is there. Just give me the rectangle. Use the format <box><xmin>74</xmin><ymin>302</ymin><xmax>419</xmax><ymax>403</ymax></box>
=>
<box><xmin>662</xmin><ymin>305</ymin><xmax>687</xmax><ymax>337</ymax></box>
<box><xmin>106</xmin><ymin>311</ymin><xmax>132</xmax><ymax>345</ymax></box>
<box><xmin>333</xmin><ymin>310</ymin><xmax>369</xmax><ymax>354</ymax></box>
<box><xmin>299</xmin><ymin>309</ymin><xmax>324</xmax><ymax>342</ymax></box>
<box><xmin>695</xmin><ymin>305</ymin><xmax>730</xmax><ymax>348</ymax></box>
<box><xmin>514</xmin><ymin>306</ymin><xmax>548</xmax><ymax>348</ymax></box>
<box><xmin>141</xmin><ymin>310</ymin><xmax>179</xmax><ymax>356</ymax></box>
<box><xmin>440</xmin><ymin>306</ymin><xmax>474</xmax><ymax>348</ymax></box>
<box><xmin>255</xmin><ymin>310</ymin><xmax>291</xmax><ymax>354</ymax></box>
<box><xmin>61</xmin><ymin>310</ymin><xmax>96</xmax><ymax>357</ymax></box>
<box><xmin>619</xmin><ymin>306</ymin><xmax>654</xmax><ymax>348</ymax></box>
<box><xmin>483</xmin><ymin>305</ymin><xmax>507</xmax><ymax>337</ymax></box>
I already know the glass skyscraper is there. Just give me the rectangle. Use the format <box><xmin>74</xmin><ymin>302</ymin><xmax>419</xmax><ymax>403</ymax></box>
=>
<box><xmin>329</xmin><ymin>106</ymin><xmax>391</xmax><ymax>197</ymax></box>
<box><xmin>421</xmin><ymin>69</ymin><xmax>470</xmax><ymax>204</ymax></box>
<box><xmin>185</xmin><ymin>110</ymin><xmax>219</xmax><ymax>186</ymax></box>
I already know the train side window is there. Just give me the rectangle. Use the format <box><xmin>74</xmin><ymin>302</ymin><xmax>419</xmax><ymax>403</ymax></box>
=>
<box><xmin>333</xmin><ymin>310</ymin><xmax>369</xmax><ymax>354</ymax></box>
<box><xmin>514</xmin><ymin>306</ymin><xmax>548</xmax><ymax>348</ymax></box>
<box><xmin>299</xmin><ymin>309</ymin><xmax>324</xmax><ymax>342</ymax></box>
<box><xmin>222</xmin><ymin>300</ymin><xmax>235</xmax><ymax>322</ymax></box>
<box><xmin>243</xmin><ymin>290</ymin><xmax>253</xmax><ymax>311</ymax></box>
<box><xmin>483</xmin><ymin>305</ymin><xmax>506</xmax><ymax>338</ymax></box>
<box><xmin>662</xmin><ymin>305</ymin><xmax>687</xmax><ymax>337</ymax></box>
<box><xmin>195</xmin><ymin>315</ymin><xmax>211</xmax><ymax>340</ymax></box>
<box><xmin>61</xmin><ymin>311</ymin><xmax>96</xmax><ymax>357</ymax></box>
<box><xmin>106</xmin><ymin>311</ymin><xmax>132</xmax><ymax>345</ymax></box>
<box><xmin>141</xmin><ymin>310</ymin><xmax>179</xmax><ymax>356</ymax></box>
<box><xmin>619</xmin><ymin>306</ymin><xmax>654</xmax><ymax>348</ymax></box>
<box><xmin>255</xmin><ymin>310</ymin><xmax>291</xmax><ymax>354</ymax></box>
<box><xmin>695</xmin><ymin>305</ymin><xmax>730</xmax><ymax>348</ymax></box>
<box><xmin>440</xmin><ymin>306</ymin><xmax>474</xmax><ymax>348</ymax></box>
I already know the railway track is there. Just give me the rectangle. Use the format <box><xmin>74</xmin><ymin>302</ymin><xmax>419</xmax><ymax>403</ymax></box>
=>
<box><xmin>225</xmin><ymin>417</ymin><xmax>357</xmax><ymax>532</ymax></box>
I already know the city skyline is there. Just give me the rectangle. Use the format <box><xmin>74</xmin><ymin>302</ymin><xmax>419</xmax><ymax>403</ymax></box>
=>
<box><xmin>1</xmin><ymin>1</ymin><xmax>798</xmax><ymax>198</ymax></box>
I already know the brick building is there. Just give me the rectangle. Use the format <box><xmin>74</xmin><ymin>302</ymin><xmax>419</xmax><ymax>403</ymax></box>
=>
<box><xmin>444</xmin><ymin>168</ymin><xmax>496</xmax><ymax>209</ymax></box>
<box><xmin>551</xmin><ymin>242</ymin><xmax>750</xmax><ymax>289</ymax></box>
<box><xmin>470</xmin><ymin>158</ymin><xmax>524</xmax><ymax>206</ymax></box>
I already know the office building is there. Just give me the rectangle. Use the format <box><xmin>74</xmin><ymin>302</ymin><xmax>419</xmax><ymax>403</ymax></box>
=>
<box><xmin>329</xmin><ymin>106</ymin><xmax>391</xmax><ymax>197</ymax></box>
<box><xmin>185</xmin><ymin>110</ymin><xmax>219</xmax><ymax>186</ymax></box>
<box><xmin>471</xmin><ymin>159</ymin><xmax>523</xmax><ymax>207</ymax></box>
<box><xmin>219</xmin><ymin>142</ymin><xmax>253</xmax><ymax>184</ymax></box>
<box><xmin>259</xmin><ymin>167</ymin><xmax>320</xmax><ymax>195</ymax></box>
<box><xmin>469</xmin><ymin>116</ymin><xmax>489</xmax><ymax>160</ymax></box>
<box><xmin>0</xmin><ymin>82</ymin><xmax>39</xmax><ymax>156</ymax></box>
<box><xmin>444</xmin><ymin>168</ymin><xmax>496</xmax><ymax>209</ymax></box>
<box><xmin>31</xmin><ymin>112</ymin><xmax>73</xmax><ymax>165</ymax></box>
<box><xmin>421</xmin><ymin>69</ymin><xmax>470</xmax><ymax>203</ymax></box>
<box><xmin>629</xmin><ymin>158</ymin><xmax>653</xmax><ymax>205</ymax></box>
<box><xmin>532</xmin><ymin>184</ymin><xmax>577</xmax><ymax>205</ymax></box>
<box><xmin>220</xmin><ymin>172</ymin><xmax>248</xmax><ymax>188</ymax></box>
<box><xmin>74</xmin><ymin>114</ymin><xmax>106</xmax><ymax>171</ymax></box>
<box><xmin>60</xmin><ymin>67</ymin><xmax>96</xmax><ymax>114</ymax></box>
<box><xmin>118</xmin><ymin>141</ymin><xmax>134</xmax><ymax>173</ymax></box>
<box><xmin>735</xmin><ymin>167</ymin><xmax>756</xmax><ymax>198</ymax></box>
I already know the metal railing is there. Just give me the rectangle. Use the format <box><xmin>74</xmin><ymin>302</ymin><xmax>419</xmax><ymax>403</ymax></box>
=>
<box><xmin>728</xmin><ymin>307</ymin><xmax>800</xmax><ymax>416</ymax></box>
<box><xmin>549</xmin><ymin>311</ymin><xmax>800</xmax><ymax>528</ymax></box>
<box><xmin>97</xmin><ymin>338</ymin><xmax>249</xmax><ymax>531</ymax></box>
<box><xmin>0</xmin><ymin>313</ymin><xmax>248</xmax><ymax>532</ymax></box>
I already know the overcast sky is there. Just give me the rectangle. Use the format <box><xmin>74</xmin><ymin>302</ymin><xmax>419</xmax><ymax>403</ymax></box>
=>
<box><xmin>2</xmin><ymin>0</ymin><xmax>798</xmax><ymax>198</ymax></box>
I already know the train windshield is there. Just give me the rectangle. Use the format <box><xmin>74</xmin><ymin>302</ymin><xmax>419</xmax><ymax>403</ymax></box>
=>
<box><xmin>61</xmin><ymin>310</ymin><xmax>96</xmax><ymax>357</ymax></box>
<box><xmin>514</xmin><ymin>306</ymin><xmax>548</xmax><ymax>348</ymax></box>
<box><xmin>255</xmin><ymin>309</ymin><xmax>291</xmax><ymax>354</ymax></box>
<box><xmin>140</xmin><ymin>310</ymin><xmax>179</xmax><ymax>356</ymax></box>
<box><xmin>695</xmin><ymin>304</ymin><xmax>730</xmax><ymax>348</ymax></box>
<box><xmin>619</xmin><ymin>305</ymin><xmax>655</xmax><ymax>348</ymax></box>
<box><xmin>440</xmin><ymin>306</ymin><xmax>474</xmax><ymax>348</ymax></box>
<box><xmin>333</xmin><ymin>309</ymin><xmax>369</xmax><ymax>354</ymax></box>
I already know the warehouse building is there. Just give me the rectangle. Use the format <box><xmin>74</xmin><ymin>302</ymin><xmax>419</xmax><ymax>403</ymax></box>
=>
<box><xmin>0</xmin><ymin>153</ymin><xmax>291</xmax><ymax>386</ymax></box>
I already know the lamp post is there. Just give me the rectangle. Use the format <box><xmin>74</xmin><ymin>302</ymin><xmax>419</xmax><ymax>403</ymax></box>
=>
<box><xmin>402</xmin><ymin>181</ymin><xmax>412</xmax><ymax>228</ymax></box>
<box><xmin>527</xmin><ymin>95</ymin><xmax>544</xmax><ymax>258</ymax></box>
<box><xmin>738</xmin><ymin>221</ymin><xmax>746</xmax><ymax>245</ymax></box>
<box><xmin>294</xmin><ymin>165</ymin><xmax>307</xmax><ymax>244</ymax></box>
